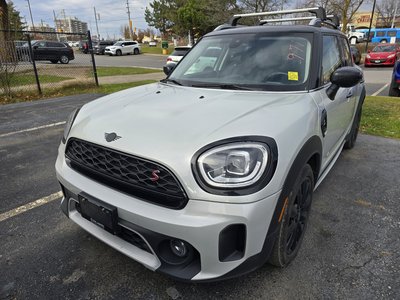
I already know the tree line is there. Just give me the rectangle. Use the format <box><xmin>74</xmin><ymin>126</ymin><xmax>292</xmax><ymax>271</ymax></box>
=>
<box><xmin>145</xmin><ymin>0</ymin><xmax>399</xmax><ymax>42</ymax></box>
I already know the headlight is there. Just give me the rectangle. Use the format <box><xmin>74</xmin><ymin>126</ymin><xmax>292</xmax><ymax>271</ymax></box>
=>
<box><xmin>193</xmin><ymin>137</ymin><xmax>279</xmax><ymax>195</ymax></box>
<box><xmin>388</xmin><ymin>54</ymin><xmax>396</xmax><ymax>59</ymax></box>
<box><xmin>366</xmin><ymin>54</ymin><xmax>371</xmax><ymax>59</ymax></box>
<box><xmin>62</xmin><ymin>108</ymin><xmax>80</xmax><ymax>143</ymax></box>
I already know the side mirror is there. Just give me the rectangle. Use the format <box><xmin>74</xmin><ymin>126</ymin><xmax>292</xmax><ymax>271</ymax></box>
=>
<box><xmin>367</xmin><ymin>50</ymin><xmax>371</xmax><ymax>53</ymax></box>
<box><xmin>33</xmin><ymin>45</ymin><xmax>38</xmax><ymax>50</ymax></box>
<box><xmin>326</xmin><ymin>66</ymin><xmax>363</xmax><ymax>100</ymax></box>
<box><xmin>163</xmin><ymin>63</ymin><xmax>177</xmax><ymax>76</ymax></box>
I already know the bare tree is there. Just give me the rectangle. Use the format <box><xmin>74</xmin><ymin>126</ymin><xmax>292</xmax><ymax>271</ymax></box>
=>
<box><xmin>297</xmin><ymin>0</ymin><xmax>365</xmax><ymax>32</ymax></box>
<box><xmin>376</xmin><ymin>0</ymin><xmax>398</xmax><ymax>28</ymax></box>
<box><xmin>240</xmin><ymin>0</ymin><xmax>288</xmax><ymax>13</ymax></box>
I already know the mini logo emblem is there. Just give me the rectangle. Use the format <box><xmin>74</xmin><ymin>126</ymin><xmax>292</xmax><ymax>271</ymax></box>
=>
<box><xmin>104</xmin><ymin>132</ymin><xmax>121</xmax><ymax>142</ymax></box>
<box><xmin>151</xmin><ymin>170</ymin><xmax>160</xmax><ymax>182</ymax></box>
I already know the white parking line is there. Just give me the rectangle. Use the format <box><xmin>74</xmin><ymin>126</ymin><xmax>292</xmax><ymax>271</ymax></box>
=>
<box><xmin>0</xmin><ymin>191</ymin><xmax>62</xmax><ymax>222</ymax></box>
<box><xmin>371</xmin><ymin>83</ymin><xmax>389</xmax><ymax>96</ymax></box>
<box><xmin>0</xmin><ymin>121</ymin><xmax>66</xmax><ymax>138</ymax></box>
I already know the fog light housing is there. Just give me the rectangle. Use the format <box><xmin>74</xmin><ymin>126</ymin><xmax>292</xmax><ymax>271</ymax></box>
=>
<box><xmin>170</xmin><ymin>239</ymin><xmax>188</xmax><ymax>257</ymax></box>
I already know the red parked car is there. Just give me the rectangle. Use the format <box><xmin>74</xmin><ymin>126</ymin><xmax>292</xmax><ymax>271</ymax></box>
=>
<box><xmin>364</xmin><ymin>44</ymin><xmax>400</xmax><ymax>67</ymax></box>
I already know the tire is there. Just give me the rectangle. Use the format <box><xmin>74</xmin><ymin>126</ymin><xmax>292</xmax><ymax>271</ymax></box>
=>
<box><xmin>344</xmin><ymin>106</ymin><xmax>362</xmax><ymax>149</ymax></box>
<box><xmin>381</xmin><ymin>39</ymin><xmax>387</xmax><ymax>43</ymax></box>
<box><xmin>389</xmin><ymin>79</ymin><xmax>400</xmax><ymax>97</ymax></box>
<box><xmin>60</xmin><ymin>55</ymin><xmax>69</xmax><ymax>64</ymax></box>
<box><xmin>134</xmin><ymin>48</ymin><xmax>139</xmax><ymax>55</ymax></box>
<box><xmin>116</xmin><ymin>50</ymin><xmax>122</xmax><ymax>56</ymax></box>
<box><xmin>349</xmin><ymin>36</ymin><xmax>357</xmax><ymax>44</ymax></box>
<box><xmin>50</xmin><ymin>60</ymin><xmax>58</xmax><ymax>64</ymax></box>
<box><xmin>269</xmin><ymin>164</ymin><xmax>314</xmax><ymax>267</ymax></box>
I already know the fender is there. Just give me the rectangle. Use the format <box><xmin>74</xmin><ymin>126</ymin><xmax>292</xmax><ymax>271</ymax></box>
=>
<box><xmin>211</xmin><ymin>135</ymin><xmax>322</xmax><ymax>281</ymax></box>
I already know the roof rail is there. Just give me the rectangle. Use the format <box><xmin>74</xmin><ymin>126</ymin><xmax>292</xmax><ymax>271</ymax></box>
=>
<box><xmin>228</xmin><ymin>7</ymin><xmax>326</xmax><ymax>26</ymax></box>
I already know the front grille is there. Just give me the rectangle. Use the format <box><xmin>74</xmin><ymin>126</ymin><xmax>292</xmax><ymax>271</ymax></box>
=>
<box><xmin>65</xmin><ymin>138</ymin><xmax>188</xmax><ymax>209</ymax></box>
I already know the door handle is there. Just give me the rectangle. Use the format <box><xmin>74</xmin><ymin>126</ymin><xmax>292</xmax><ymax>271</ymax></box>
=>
<box><xmin>346</xmin><ymin>90</ymin><xmax>354</xmax><ymax>98</ymax></box>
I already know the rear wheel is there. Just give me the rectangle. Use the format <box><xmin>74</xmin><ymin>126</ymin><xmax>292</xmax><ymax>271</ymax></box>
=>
<box><xmin>344</xmin><ymin>106</ymin><xmax>362</xmax><ymax>149</ymax></box>
<box><xmin>349</xmin><ymin>36</ymin><xmax>357</xmax><ymax>44</ymax></box>
<box><xmin>134</xmin><ymin>48</ymin><xmax>139</xmax><ymax>55</ymax></box>
<box><xmin>60</xmin><ymin>55</ymin><xmax>69</xmax><ymax>64</ymax></box>
<box><xmin>381</xmin><ymin>39</ymin><xmax>387</xmax><ymax>43</ymax></box>
<box><xmin>269</xmin><ymin>164</ymin><xmax>314</xmax><ymax>267</ymax></box>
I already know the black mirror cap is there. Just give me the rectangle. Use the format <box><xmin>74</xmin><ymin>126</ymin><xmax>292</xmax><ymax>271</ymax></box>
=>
<box><xmin>163</xmin><ymin>63</ymin><xmax>177</xmax><ymax>76</ymax></box>
<box><xmin>330</xmin><ymin>66</ymin><xmax>363</xmax><ymax>88</ymax></box>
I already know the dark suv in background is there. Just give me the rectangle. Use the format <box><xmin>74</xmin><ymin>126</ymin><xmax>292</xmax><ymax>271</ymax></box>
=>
<box><xmin>94</xmin><ymin>41</ymin><xmax>115</xmax><ymax>55</ymax></box>
<box><xmin>17</xmin><ymin>40</ymin><xmax>75</xmax><ymax>64</ymax></box>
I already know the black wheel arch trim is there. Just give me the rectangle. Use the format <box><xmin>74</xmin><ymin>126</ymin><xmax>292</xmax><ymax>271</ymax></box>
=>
<box><xmin>194</xmin><ymin>135</ymin><xmax>322</xmax><ymax>282</ymax></box>
<box><xmin>191</xmin><ymin>136</ymin><xmax>278</xmax><ymax>196</ymax></box>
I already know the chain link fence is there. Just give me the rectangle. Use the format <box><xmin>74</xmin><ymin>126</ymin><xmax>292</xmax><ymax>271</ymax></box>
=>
<box><xmin>0</xmin><ymin>30</ymin><xmax>98</xmax><ymax>100</ymax></box>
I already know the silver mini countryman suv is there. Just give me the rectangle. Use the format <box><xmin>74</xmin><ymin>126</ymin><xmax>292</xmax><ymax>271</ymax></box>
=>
<box><xmin>56</xmin><ymin>7</ymin><xmax>365</xmax><ymax>281</ymax></box>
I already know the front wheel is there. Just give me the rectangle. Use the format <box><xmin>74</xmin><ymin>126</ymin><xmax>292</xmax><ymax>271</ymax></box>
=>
<box><xmin>116</xmin><ymin>50</ymin><xmax>122</xmax><ymax>56</ymax></box>
<box><xmin>269</xmin><ymin>164</ymin><xmax>314</xmax><ymax>267</ymax></box>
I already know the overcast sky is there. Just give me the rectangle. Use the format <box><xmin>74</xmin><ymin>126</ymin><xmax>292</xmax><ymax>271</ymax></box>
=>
<box><xmin>11</xmin><ymin>0</ymin><xmax>151</xmax><ymax>39</ymax></box>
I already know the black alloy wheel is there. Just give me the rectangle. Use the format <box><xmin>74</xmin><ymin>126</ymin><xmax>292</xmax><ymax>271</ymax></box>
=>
<box><xmin>269</xmin><ymin>164</ymin><xmax>314</xmax><ymax>267</ymax></box>
<box><xmin>344</xmin><ymin>106</ymin><xmax>362</xmax><ymax>149</ymax></box>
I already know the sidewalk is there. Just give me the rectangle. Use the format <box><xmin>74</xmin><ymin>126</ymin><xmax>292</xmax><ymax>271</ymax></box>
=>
<box><xmin>98</xmin><ymin>72</ymin><xmax>165</xmax><ymax>84</ymax></box>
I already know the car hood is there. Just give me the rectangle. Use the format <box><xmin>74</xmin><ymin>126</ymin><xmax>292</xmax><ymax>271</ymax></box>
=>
<box><xmin>70</xmin><ymin>83</ymin><xmax>312</xmax><ymax>159</ymax></box>
<box><xmin>369</xmin><ymin>51</ymin><xmax>395</xmax><ymax>59</ymax></box>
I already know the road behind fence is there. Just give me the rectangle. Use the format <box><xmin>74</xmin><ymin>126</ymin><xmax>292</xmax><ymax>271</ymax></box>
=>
<box><xmin>0</xmin><ymin>30</ymin><xmax>98</xmax><ymax>99</ymax></box>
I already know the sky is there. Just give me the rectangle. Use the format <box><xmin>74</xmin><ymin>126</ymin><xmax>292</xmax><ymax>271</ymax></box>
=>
<box><xmin>11</xmin><ymin>0</ymin><xmax>152</xmax><ymax>39</ymax></box>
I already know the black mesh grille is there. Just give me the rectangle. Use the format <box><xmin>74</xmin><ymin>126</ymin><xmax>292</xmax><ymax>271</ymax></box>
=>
<box><xmin>65</xmin><ymin>138</ymin><xmax>188</xmax><ymax>209</ymax></box>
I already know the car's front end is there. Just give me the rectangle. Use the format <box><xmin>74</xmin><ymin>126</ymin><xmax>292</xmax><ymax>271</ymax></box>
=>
<box><xmin>365</xmin><ymin>44</ymin><xmax>398</xmax><ymax>67</ymax></box>
<box><xmin>56</xmin><ymin>26</ymin><xmax>344</xmax><ymax>281</ymax></box>
<box><xmin>104</xmin><ymin>46</ymin><xmax>117</xmax><ymax>55</ymax></box>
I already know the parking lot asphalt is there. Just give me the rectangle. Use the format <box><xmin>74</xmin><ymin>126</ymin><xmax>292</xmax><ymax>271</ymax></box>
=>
<box><xmin>1</xmin><ymin>94</ymin><xmax>399</xmax><ymax>299</ymax></box>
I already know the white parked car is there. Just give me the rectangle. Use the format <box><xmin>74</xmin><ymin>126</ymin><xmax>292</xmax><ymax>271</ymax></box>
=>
<box><xmin>105</xmin><ymin>41</ymin><xmax>140</xmax><ymax>56</ymax></box>
<box><xmin>166</xmin><ymin>46</ymin><xmax>191</xmax><ymax>64</ymax></box>
<box><xmin>56</xmin><ymin>7</ymin><xmax>365</xmax><ymax>282</ymax></box>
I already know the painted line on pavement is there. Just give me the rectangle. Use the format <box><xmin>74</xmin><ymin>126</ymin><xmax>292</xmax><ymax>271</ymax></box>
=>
<box><xmin>371</xmin><ymin>83</ymin><xmax>389</xmax><ymax>96</ymax></box>
<box><xmin>0</xmin><ymin>121</ymin><xmax>66</xmax><ymax>138</ymax></box>
<box><xmin>0</xmin><ymin>192</ymin><xmax>62</xmax><ymax>222</ymax></box>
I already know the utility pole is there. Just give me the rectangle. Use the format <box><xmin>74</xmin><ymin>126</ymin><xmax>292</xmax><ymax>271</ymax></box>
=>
<box><xmin>126</xmin><ymin>0</ymin><xmax>133</xmax><ymax>40</ymax></box>
<box><xmin>392</xmin><ymin>1</ymin><xmax>398</xmax><ymax>28</ymax></box>
<box><xmin>53</xmin><ymin>10</ymin><xmax>60</xmax><ymax>41</ymax></box>
<box><xmin>94</xmin><ymin>6</ymin><xmax>100</xmax><ymax>41</ymax></box>
<box><xmin>365</xmin><ymin>0</ymin><xmax>377</xmax><ymax>53</ymax></box>
<box><xmin>26</xmin><ymin>0</ymin><xmax>35</xmax><ymax>30</ymax></box>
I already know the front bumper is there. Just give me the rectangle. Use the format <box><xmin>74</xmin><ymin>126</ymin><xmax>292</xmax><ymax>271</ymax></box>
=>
<box><xmin>56</xmin><ymin>145</ymin><xmax>281</xmax><ymax>281</ymax></box>
<box><xmin>364</xmin><ymin>57</ymin><xmax>396</xmax><ymax>66</ymax></box>
<box><xmin>105</xmin><ymin>49</ymin><xmax>116</xmax><ymax>55</ymax></box>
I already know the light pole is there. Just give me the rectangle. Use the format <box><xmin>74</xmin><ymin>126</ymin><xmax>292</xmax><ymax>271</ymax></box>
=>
<box><xmin>365</xmin><ymin>0</ymin><xmax>376</xmax><ymax>53</ymax></box>
<box><xmin>26</xmin><ymin>0</ymin><xmax>35</xmax><ymax>30</ymax></box>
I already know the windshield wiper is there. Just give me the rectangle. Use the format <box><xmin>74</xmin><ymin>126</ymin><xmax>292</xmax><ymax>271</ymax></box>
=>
<box><xmin>160</xmin><ymin>78</ymin><xmax>183</xmax><ymax>86</ymax></box>
<box><xmin>191</xmin><ymin>83</ymin><xmax>254</xmax><ymax>91</ymax></box>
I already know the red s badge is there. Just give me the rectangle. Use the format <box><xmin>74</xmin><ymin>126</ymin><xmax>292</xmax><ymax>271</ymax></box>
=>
<box><xmin>151</xmin><ymin>170</ymin><xmax>160</xmax><ymax>182</ymax></box>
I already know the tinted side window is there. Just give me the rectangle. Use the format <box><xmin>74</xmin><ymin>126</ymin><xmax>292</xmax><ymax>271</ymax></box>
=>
<box><xmin>48</xmin><ymin>42</ymin><xmax>64</xmax><ymax>48</ymax></box>
<box><xmin>388</xmin><ymin>31</ymin><xmax>396</xmax><ymax>37</ymax></box>
<box><xmin>376</xmin><ymin>31</ymin><xmax>385</xmax><ymax>37</ymax></box>
<box><xmin>322</xmin><ymin>36</ymin><xmax>342</xmax><ymax>85</ymax></box>
<box><xmin>339</xmin><ymin>37</ymin><xmax>353</xmax><ymax>66</ymax></box>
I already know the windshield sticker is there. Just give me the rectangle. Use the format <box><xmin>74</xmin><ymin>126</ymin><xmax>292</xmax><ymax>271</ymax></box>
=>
<box><xmin>288</xmin><ymin>72</ymin><xmax>299</xmax><ymax>81</ymax></box>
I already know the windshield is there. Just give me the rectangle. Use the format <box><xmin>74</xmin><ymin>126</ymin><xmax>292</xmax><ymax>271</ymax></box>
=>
<box><xmin>373</xmin><ymin>45</ymin><xmax>396</xmax><ymax>52</ymax></box>
<box><xmin>168</xmin><ymin>33</ymin><xmax>313</xmax><ymax>91</ymax></box>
